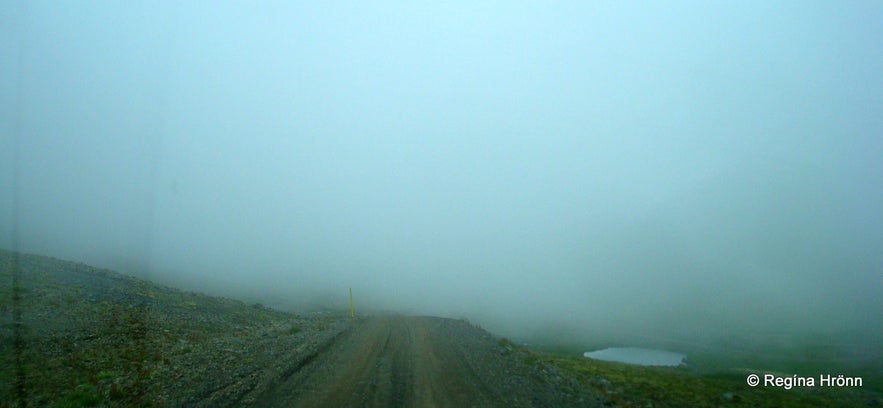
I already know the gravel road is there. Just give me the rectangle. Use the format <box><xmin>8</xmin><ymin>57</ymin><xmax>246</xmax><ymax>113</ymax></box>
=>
<box><xmin>256</xmin><ymin>315</ymin><xmax>602</xmax><ymax>407</ymax></box>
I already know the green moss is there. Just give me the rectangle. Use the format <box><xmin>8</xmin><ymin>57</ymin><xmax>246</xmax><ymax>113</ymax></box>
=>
<box><xmin>544</xmin><ymin>354</ymin><xmax>879</xmax><ymax>407</ymax></box>
<box><xmin>108</xmin><ymin>383</ymin><xmax>126</xmax><ymax>400</ymax></box>
<box><xmin>522</xmin><ymin>352</ymin><xmax>539</xmax><ymax>365</ymax></box>
<box><xmin>56</xmin><ymin>383</ymin><xmax>103</xmax><ymax>408</ymax></box>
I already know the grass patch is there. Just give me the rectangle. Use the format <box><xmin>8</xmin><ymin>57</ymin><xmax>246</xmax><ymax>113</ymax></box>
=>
<box><xmin>543</xmin><ymin>353</ymin><xmax>881</xmax><ymax>407</ymax></box>
<box><xmin>56</xmin><ymin>383</ymin><xmax>103</xmax><ymax>408</ymax></box>
<box><xmin>498</xmin><ymin>338</ymin><xmax>516</xmax><ymax>356</ymax></box>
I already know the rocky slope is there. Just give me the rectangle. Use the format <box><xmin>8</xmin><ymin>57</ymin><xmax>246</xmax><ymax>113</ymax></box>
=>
<box><xmin>0</xmin><ymin>249</ymin><xmax>350</xmax><ymax>407</ymax></box>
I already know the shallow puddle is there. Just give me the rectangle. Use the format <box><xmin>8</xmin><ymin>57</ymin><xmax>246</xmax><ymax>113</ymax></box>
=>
<box><xmin>583</xmin><ymin>347</ymin><xmax>686</xmax><ymax>366</ymax></box>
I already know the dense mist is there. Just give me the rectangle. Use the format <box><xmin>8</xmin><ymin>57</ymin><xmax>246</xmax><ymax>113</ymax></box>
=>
<box><xmin>2</xmin><ymin>2</ymin><xmax>881</xmax><ymax>356</ymax></box>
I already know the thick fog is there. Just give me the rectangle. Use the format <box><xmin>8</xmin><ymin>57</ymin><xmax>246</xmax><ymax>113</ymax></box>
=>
<box><xmin>2</xmin><ymin>2</ymin><xmax>881</xmax><ymax>352</ymax></box>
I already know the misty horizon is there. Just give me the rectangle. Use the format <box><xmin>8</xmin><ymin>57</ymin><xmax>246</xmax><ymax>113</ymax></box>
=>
<box><xmin>2</xmin><ymin>1</ymin><xmax>881</xmax><ymax>354</ymax></box>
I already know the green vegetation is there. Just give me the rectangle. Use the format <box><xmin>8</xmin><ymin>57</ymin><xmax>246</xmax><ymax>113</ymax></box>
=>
<box><xmin>56</xmin><ymin>383</ymin><xmax>102</xmax><ymax>408</ymax></box>
<box><xmin>497</xmin><ymin>338</ymin><xmax>517</xmax><ymax>356</ymax></box>
<box><xmin>542</xmin><ymin>353</ymin><xmax>881</xmax><ymax>407</ymax></box>
<box><xmin>0</xmin><ymin>249</ymin><xmax>347</xmax><ymax>407</ymax></box>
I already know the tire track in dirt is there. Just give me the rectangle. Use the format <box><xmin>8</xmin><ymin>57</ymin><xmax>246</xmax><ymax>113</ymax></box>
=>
<box><xmin>256</xmin><ymin>315</ymin><xmax>601</xmax><ymax>407</ymax></box>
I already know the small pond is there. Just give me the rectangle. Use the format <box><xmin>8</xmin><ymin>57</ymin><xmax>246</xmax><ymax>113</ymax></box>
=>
<box><xmin>583</xmin><ymin>347</ymin><xmax>686</xmax><ymax>366</ymax></box>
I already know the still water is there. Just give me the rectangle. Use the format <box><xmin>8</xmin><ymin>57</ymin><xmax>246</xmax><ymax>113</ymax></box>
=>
<box><xmin>583</xmin><ymin>347</ymin><xmax>686</xmax><ymax>366</ymax></box>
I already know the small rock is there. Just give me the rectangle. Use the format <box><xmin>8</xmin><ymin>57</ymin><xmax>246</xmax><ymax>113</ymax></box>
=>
<box><xmin>722</xmin><ymin>391</ymin><xmax>741</xmax><ymax>402</ymax></box>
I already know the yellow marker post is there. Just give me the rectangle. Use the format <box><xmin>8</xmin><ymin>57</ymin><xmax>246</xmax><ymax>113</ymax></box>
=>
<box><xmin>349</xmin><ymin>287</ymin><xmax>355</xmax><ymax>318</ymax></box>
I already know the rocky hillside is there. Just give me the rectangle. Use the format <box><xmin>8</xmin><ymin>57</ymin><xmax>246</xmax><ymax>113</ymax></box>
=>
<box><xmin>0</xmin><ymin>249</ymin><xmax>351</xmax><ymax>407</ymax></box>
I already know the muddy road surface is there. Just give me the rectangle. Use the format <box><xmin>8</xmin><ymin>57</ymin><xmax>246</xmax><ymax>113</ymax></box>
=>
<box><xmin>255</xmin><ymin>316</ymin><xmax>600</xmax><ymax>407</ymax></box>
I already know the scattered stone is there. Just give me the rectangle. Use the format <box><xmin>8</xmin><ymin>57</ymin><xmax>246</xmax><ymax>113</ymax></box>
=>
<box><xmin>722</xmin><ymin>391</ymin><xmax>741</xmax><ymax>402</ymax></box>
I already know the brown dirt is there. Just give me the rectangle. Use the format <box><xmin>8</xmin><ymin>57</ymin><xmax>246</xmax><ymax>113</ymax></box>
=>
<box><xmin>256</xmin><ymin>315</ymin><xmax>602</xmax><ymax>407</ymax></box>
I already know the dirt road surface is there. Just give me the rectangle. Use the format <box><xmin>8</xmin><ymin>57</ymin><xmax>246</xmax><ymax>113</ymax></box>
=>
<box><xmin>255</xmin><ymin>316</ymin><xmax>601</xmax><ymax>407</ymax></box>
